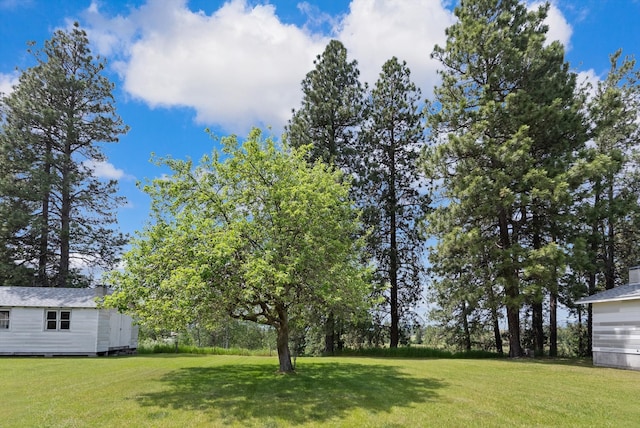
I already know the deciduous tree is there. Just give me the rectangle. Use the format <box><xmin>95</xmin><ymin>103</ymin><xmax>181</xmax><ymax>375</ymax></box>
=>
<box><xmin>106</xmin><ymin>129</ymin><xmax>371</xmax><ymax>373</ymax></box>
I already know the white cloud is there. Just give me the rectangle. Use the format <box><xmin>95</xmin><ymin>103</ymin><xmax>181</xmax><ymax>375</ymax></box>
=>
<box><xmin>82</xmin><ymin>0</ymin><xmax>456</xmax><ymax>134</ymax></box>
<box><xmin>80</xmin><ymin>16</ymin><xmax>136</xmax><ymax>58</ymax></box>
<box><xmin>530</xmin><ymin>1</ymin><xmax>573</xmax><ymax>49</ymax></box>
<box><xmin>336</xmin><ymin>0</ymin><xmax>455</xmax><ymax>93</ymax></box>
<box><xmin>577</xmin><ymin>69</ymin><xmax>600</xmax><ymax>100</ymax></box>
<box><xmin>83</xmin><ymin>160</ymin><xmax>133</xmax><ymax>181</ymax></box>
<box><xmin>83</xmin><ymin>0</ymin><xmax>327</xmax><ymax>134</ymax></box>
<box><xmin>81</xmin><ymin>0</ymin><xmax>574</xmax><ymax>135</ymax></box>
<box><xmin>0</xmin><ymin>72</ymin><xmax>18</xmax><ymax>96</ymax></box>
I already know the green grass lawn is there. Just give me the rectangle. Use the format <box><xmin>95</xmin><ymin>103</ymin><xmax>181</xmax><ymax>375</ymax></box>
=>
<box><xmin>2</xmin><ymin>355</ymin><xmax>639</xmax><ymax>427</ymax></box>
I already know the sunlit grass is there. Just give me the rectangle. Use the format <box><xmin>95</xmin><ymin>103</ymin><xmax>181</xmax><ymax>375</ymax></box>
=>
<box><xmin>2</xmin><ymin>355</ymin><xmax>639</xmax><ymax>427</ymax></box>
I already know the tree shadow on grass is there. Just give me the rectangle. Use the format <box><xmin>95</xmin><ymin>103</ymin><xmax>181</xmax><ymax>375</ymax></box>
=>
<box><xmin>135</xmin><ymin>361</ymin><xmax>445</xmax><ymax>425</ymax></box>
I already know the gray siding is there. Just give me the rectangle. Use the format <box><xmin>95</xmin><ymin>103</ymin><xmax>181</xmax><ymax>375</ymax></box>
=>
<box><xmin>592</xmin><ymin>300</ymin><xmax>640</xmax><ymax>370</ymax></box>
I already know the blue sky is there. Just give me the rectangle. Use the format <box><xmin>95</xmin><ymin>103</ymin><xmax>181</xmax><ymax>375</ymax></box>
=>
<box><xmin>1</xmin><ymin>0</ymin><xmax>639</xmax><ymax>243</ymax></box>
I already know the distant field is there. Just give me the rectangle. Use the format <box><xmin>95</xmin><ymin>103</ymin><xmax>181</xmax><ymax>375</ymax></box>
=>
<box><xmin>2</xmin><ymin>354</ymin><xmax>639</xmax><ymax>427</ymax></box>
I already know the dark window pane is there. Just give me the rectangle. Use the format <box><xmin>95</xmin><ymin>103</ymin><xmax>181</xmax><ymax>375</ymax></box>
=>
<box><xmin>60</xmin><ymin>321</ymin><xmax>70</xmax><ymax>330</ymax></box>
<box><xmin>47</xmin><ymin>320</ymin><xmax>57</xmax><ymax>330</ymax></box>
<box><xmin>60</xmin><ymin>311</ymin><xmax>70</xmax><ymax>320</ymax></box>
<box><xmin>47</xmin><ymin>311</ymin><xmax>57</xmax><ymax>320</ymax></box>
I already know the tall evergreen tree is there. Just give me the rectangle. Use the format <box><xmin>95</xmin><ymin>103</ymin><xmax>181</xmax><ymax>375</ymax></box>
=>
<box><xmin>584</xmin><ymin>50</ymin><xmax>640</xmax><ymax>291</ymax></box>
<box><xmin>427</xmin><ymin>219</ymin><xmax>504</xmax><ymax>354</ymax></box>
<box><xmin>0</xmin><ymin>23</ymin><xmax>128</xmax><ymax>287</ymax></box>
<box><xmin>286</xmin><ymin>40</ymin><xmax>367</xmax><ymax>353</ymax></box>
<box><xmin>356</xmin><ymin>57</ymin><xmax>428</xmax><ymax>348</ymax></box>
<box><xmin>571</xmin><ymin>51</ymin><xmax>640</xmax><ymax>352</ymax></box>
<box><xmin>287</xmin><ymin>39</ymin><xmax>366</xmax><ymax>169</ymax></box>
<box><xmin>424</xmin><ymin>0</ymin><xmax>586</xmax><ymax>357</ymax></box>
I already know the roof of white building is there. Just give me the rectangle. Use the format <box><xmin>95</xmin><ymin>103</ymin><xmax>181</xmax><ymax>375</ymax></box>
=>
<box><xmin>576</xmin><ymin>283</ymin><xmax>640</xmax><ymax>304</ymax></box>
<box><xmin>0</xmin><ymin>286</ymin><xmax>109</xmax><ymax>308</ymax></box>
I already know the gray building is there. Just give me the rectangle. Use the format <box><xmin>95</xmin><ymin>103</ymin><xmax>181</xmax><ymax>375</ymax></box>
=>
<box><xmin>0</xmin><ymin>286</ymin><xmax>137</xmax><ymax>356</ymax></box>
<box><xmin>577</xmin><ymin>267</ymin><xmax>640</xmax><ymax>370</ymax></box>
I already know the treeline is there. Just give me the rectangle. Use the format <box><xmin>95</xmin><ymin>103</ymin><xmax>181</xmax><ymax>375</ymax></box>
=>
<box><xmin>424</xmin><ymin>1</ymin><xmax>640</xmax><ymax>357</ymax></box>
<box><xmin>284</xmin><ymin>0</ymin><xmax>640</xmax><ymax>357</ymax></box>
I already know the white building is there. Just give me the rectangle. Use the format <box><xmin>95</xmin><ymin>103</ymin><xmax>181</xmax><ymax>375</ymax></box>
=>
<box><xmin>0</xmin><ymin>286</ymin><xmax>137</xmax><ymax>356</ymax></box>
<box><xmin>576</xmin><ymin>267</ymin><xmax>640</xmax><ymax>370</ymax></box>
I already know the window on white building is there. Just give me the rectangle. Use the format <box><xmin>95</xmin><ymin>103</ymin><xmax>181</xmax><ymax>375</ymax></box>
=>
<box><xmin>0</xmin><ymin>310</ymin><xmax>9</xmax><ymax>329</ymax></box>
<box><xmin>45</xmin><ymin>310</ymin><xmax>71</xmax><ymax>331</ymax></box>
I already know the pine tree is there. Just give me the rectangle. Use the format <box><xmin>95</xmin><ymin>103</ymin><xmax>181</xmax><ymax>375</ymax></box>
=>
<box><xmin>287</xmin><ymin>39</ymin><xmax>366</xmax><ymax>169</ymax></box>
<box><xmin>0</xmin><ymin>23</ymin><xmax>128</xmax><ymax>287</ymax></box>
<box><xmin>286</xmin><ymin>40</ymin><xmax>367</xmax><ymax>353</ymax></box>
<box><xmin>356</xmin><ymin>57</ymin><xmax>428</xmax><ymax>348</ymax></box>
<box><xmin>425</xmin><ymin>0</ymin><xmax>586</xmax><ymax>357</ymax></box>
<box><xmin>571</xmin><ymin>51</ymin><xmax>640</xmax><ymax>353</ymax></box>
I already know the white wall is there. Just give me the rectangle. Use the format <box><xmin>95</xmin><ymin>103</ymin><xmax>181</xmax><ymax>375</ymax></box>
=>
<box><xmin>108</xmin><ymin>310</ymin><xmax>138</xmax><ymax>350</ymax></box>
<box><xmin>0</xmin><ymin>306</ymin><xmax>138</xmax><ymax>356</ymax></box>
<box><xmin>0</xmin><ymin>307</ymin><xmax>99</xmax><ymax>355</ymax></box>
<box><xmin>592</xmin><ymin>300</ymin><xmax>640</xmax><ymax>370</ymax></box>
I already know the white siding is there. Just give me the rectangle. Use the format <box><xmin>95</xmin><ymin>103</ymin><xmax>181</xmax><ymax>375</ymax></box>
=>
<box><xmin>96</xmin><ymin>309</ymin><xmax>111</xmax><ymax>353</ymax></box>
<box><xmin>592</xmin><ymin>300</ymin><xmax>640</xmax><ymax>370</ymax></box>
<box><xmin>108</xmin><ymin>311</ymin><xmax>137</xmax><ymax>350</ymax></box>
<box><xmin>0</xmin><ymin>307</ymin><xmax>99</xmax><ymax>355</ymax></box>
<box><xmin>130</xmin><ymin>322</ymin><xmax>139</xmax><ymax>349</ymax></box>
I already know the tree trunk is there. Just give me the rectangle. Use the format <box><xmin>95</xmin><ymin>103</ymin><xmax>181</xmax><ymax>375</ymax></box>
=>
<box><xmin>461</xmin><ymin>301</ymin><xmax>471</xmax><ymax>352</ymax></box>
<box><xmin>531</xmin><ymin>229</ymin><xmax>544</xmax><ymax>355</ymax></box>
<box><xmin>506</xmin><ymin>303</ymin><xmax>522</xmax><ymax>357</ymax></box>
<box><xmin>532</xmin><ymin>301</ymin><xmax>544</xmax><ymax>355</ymax></box>
<box><xmin>604</xmin><ymin>181</ymin><xmax>616</xmax><ymax>290</ymax></box>
<box><xmin>59</xmin><ymin>175</ymin><xmax>71</xmax><ymax>287</ymax></box>
<box><xmin>38</xmin><ymin>140</ymin><xmax>52</xmax><ymax>287</ymax></box>
<box><xmin>587</xmin><ymin>270</ymin><xmax>597</xmax><ymax>357</ymax></box>
<box><xmin>498</xmin><ymin>209</ymin><xmax>522</xmax><ymax>357</ymax></box>
<box><xmin>389</xmin><ymin>215</ymin><xmax>399</xmax><ymax>347</ymax></box>
<box><xmin>324</xmin><ymin>312</ymin><xmax>335</xmax><ymax>355</ymax></box>
<box><xmin>549</xmin><ymin>290</ymin><xmax>558</xmax><ymax>357</ymax></box>
<box><xmin>389</xmin><ymin>134</ymin><xmax>399</xmax><ymax>348</ymax></box>
<box><xmin>58</xmin><ymin>138</ymin><xmax>73</xmax><ymax>287</ymax></box>
<box><xmin>276</xmin><ymin>307</ymin><xmax>294</xmax><ymax>373</ymax></box>
<box><xmin>486</xmin><ymin>283</ymin><xmax>503</xmax><ymax>354</ymax></box>
<box><xmin>587</xmin><ymin>302</ymin><xmax>593</xmax><ymax>358</ymax></box>
<box><xmin>492</xmin><ymin>310</ymin><xmax>503</xmax><ymax>355</ymax></box>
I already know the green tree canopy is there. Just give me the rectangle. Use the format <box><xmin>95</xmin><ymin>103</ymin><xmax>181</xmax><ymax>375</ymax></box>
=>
<box><xmin>424</xmin><ymin>0</ymin><xmax>586</xmax><ymax>357</ymax></box>
<box><xmin>105</xmin><ymin>129</ymin><xmax>372</xmax><ymax>372</ymax></box>
<box><xmin>286</xmin><ymin>39</ymin><xmax>367</xmax><ymax>354</ymax></box>
<box><xmin>287</xmin><ymin>39</ymin><xmax>366</xmax><ymax>169</ymax></box>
